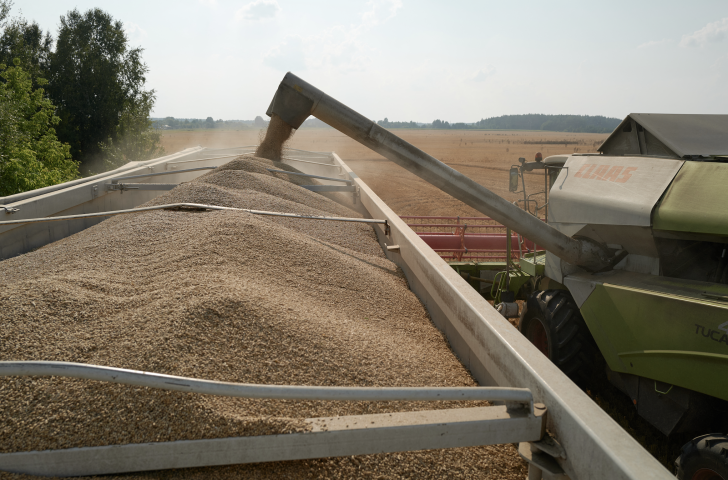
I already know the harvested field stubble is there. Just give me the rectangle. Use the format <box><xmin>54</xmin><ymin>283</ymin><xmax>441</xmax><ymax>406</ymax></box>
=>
<box><xmin>0</xmin><ymin>155</ymin><xmax>526</xmax><ymax>479</ymax></box>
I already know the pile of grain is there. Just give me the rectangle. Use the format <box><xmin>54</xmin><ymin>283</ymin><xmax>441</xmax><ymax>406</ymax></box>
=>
<box><xmin>0</xmin><ymin>155</ymin><xmax>526</xmax><ymax>479</ymax></box>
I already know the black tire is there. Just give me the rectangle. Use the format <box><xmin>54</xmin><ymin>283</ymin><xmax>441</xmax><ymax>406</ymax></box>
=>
<box><xmin>676</xmin><ymin>434</ymin><xmax>728</xmax><ymax>480</ymax></box>
<box><xmin>519</xmin><ymin>290</ymin><xmax>595</xmax><ymax>382</ymax></box>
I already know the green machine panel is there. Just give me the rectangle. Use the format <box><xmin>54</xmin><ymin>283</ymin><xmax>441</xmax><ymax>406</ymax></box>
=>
<box><xmin>653</xmin><ymin>161</ymin><xmax>728</xmax><ymax>237</ymax></box>
<box><xmin>580</xmin><ymin>274</ymin><xmax>728</xmax><ymax>401</ymax></box>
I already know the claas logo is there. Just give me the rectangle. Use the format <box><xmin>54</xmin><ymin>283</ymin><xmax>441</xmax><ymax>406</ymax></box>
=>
<box><xmin>574</xmin><ymin>164</ymin><xmax>637</xmax><ymax>183</ymax></box>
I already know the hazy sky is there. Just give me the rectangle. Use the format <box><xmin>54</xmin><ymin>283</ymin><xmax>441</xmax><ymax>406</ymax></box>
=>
<box><xmin>12</xmin><ymin>0</ymin><xmax>728</xmax><ymax>122</ymax></box>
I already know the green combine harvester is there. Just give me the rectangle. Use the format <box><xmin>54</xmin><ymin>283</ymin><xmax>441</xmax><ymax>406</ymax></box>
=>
<box><xmin>511</xmin><ymin>114</ymin><xmax>728</xmax><ymax>480</ymax></box>
<box><xmin>423</xmin><ymin>114</ymin><xmax>728</xmax><ymax>480</ymax></box>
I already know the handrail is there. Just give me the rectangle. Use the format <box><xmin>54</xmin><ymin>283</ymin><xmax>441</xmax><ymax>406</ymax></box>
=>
<box><xmin>111</xmin><ymin>167</ymin><xmax>217</xmax><ymax>183</ymax></box>
<box><xmin>0</xmin><ymin>203</ymin><xmax>388</xmax><ymax>228</ymax></box>
<box><xmin>281</xmin><ymin>157</ymin><xmax>339</xmax><ymax>167</ymax></box>
<box><xmin>168</xmin><ymin>154</ymin><xmax>249</xmax><ymax>165</ymax></box>
<box><xmin>0</xmin><ymin>361</ymin><xmax>534</xmax><ymax>406</ymax></box>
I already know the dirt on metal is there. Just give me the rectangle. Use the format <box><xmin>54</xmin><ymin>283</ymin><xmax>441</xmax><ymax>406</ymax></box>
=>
<box><xmin>0</xmin><ymin>155</ymin><xmax>526</xmax><ymax>479</ymax></box>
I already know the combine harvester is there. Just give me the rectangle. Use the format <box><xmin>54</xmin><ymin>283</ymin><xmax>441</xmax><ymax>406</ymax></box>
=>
<box><xmin>1</xmin><ymin>72</ymin><xmax>724</xmax><ymax>479</ymax></box>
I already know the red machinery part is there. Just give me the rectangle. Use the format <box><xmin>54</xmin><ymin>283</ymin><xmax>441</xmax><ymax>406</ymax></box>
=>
<box><xmin>417</xmin><ymin>233</ymin><xmax>535</xmax><ymax>252</ymax></box>
<box><xmin>401</xmin><ymin>216</ymin><xmax>541</xmax><ymax>261</ymax></box>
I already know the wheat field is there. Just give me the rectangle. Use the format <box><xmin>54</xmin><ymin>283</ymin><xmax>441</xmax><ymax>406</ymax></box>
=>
<box><xmin>160</xmin><ymin>128</ymin><xmax>609</xmax><ymax>218</ymax></box>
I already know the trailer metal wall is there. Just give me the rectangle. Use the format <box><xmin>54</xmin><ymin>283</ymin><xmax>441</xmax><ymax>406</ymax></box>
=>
<box><xmin>0</xmin><ymin>147</ymin><xmax>219</xmax><ymax>260</ymax></box>
<box><xmin>328</xmin><ymin>153</ymin><xmax>672</xmax><ymax>480</ymax></box>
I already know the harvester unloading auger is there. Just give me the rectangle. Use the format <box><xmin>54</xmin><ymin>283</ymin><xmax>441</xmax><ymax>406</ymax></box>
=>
<box><xmin>257</xmin><ymin>73</ymin><xmax>624</xmax><ymax>273</ymax></box>
<box><xmin>259</xmin><ymin>73</ymin><xmax>728</xmax><ymax>480</ymax></box>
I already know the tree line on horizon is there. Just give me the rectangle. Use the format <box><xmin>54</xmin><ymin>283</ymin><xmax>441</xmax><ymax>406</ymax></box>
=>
<box><xmin>154</xmin><ymin>116</ymin><xmax>247</xmax><ymax>130</ymax></box>
<box><xmin>0</xmin><ymin>2</ymin><xmax>161</xmax><ymax>196</ymax></box>
<box><xmin>151</xmin><ymin>116</ymin><xmax>334</xmax><ymax>131</ymax></box>
<box><xmin>152</xmin><ymin>115</ymin><xmax>274</xmax><ymax>130</ymax></box>
<box><xmin>152</xmin><ymin>114</ymin><xmax>622</xmax><ymax>134</ymax></box>
<box><xmin>377</xmin><ymin>114</ymin><xmax>622</xmax><ymax>133</ymax></box>
<box><xmin>152</xmin><ymin>113</ymin><xmax>621</xmax><ymax>134</ymax></box>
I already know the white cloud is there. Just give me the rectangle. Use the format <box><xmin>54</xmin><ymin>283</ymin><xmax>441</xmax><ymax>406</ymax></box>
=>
<box><xmin>198</xmin><ymin>0</ymin><xmax>217</xmax><ymax>6</ymax></box>
<box><xmin>637</xmin><ymin>39</ymin><xmax>670</xmax><ymax>49</ymax></box>
<box><xmin>473</xmin><ymin>65</ymin><xmax>496</xmax><ymax>82</ymax></box>
<box><xmin>263</xmin><ymin>36</ymin><xmax>307</xmax><ymax>72</ymax></box>
<box><xmin>712</xmin><ymin>53</ymin><xmax>728</xmax><ymax>69</ymax></box>
<box><xmin>235</xmin><ymin>0</ymin><xmax>281</xmax><ymax>22</ymax></box>
<box><xmin>680</xmin><ymin>17</ymin><xmax>728</xmax><ymax>47</ymax></box>
<box><xmin>262</xmin><ymin>0</ymin><xmax>401</xmax><ymax>73</ymax></box>
<box><xmin>124</xmin><ymin>22</ymin><xmax>147</xmax><ymax>43</ymax></box>
<box><xmin>360</xmin><ymin>0</ymin><xmax>402</xmax><ymax>28</ymax></box>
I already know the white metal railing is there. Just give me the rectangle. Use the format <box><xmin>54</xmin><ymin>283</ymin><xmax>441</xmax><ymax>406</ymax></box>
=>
<box><xmin>0</xmin><ymin>203</ymin><xmax>388</xmax><ymax>229</ymax></box>
<box><xmin>0</xmin><ymin>361</ymin><xmax>534</xmax><ymax>404</ymax></box>
<box><xmin>0</xmin><ymin>361</ymin><xmax>543</xmax><ymax>477</ymax></box>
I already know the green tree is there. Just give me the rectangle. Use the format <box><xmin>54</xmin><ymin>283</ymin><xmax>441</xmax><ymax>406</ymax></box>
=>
<box><xmin>0</xmin><ymin>16</ymin><xmax>52</xmax><ymax>89</ymax></box>
<box><xmin>0</xmin><ymin>0</ymin><xmax>10</xmax><ymax>29</ymax></box>
<box><xmin>98</xmin><ymin>89</ymin><xmax>164</xmax><ymax>169</ymax></box>
<box><xmin>48</xmin><ymin>8</ymin><xmax>156</xmax><ymax>172</ymax></box>
<box><xmin>0</xmin><ymin>59</ymin><xmax>78</xmax><ymax>196</ymax></box>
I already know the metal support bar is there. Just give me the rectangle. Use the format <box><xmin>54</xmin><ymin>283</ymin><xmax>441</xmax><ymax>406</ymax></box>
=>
<box><xmin>0</xmin><ymin>405</ymin><xmax>544</xmax><ymax>477</ymax></box>
<box><xmin>0</xmin><ymin>166</ymin><xmax>141</xmax><ymax>205</ymax></box>
<box><xmin>0</xmin><ymin>361</ymin><xmax>533</xmax><ymax>405</ymax></box>
<box><xmin>282</xmin><ymin>157</ymin><xmax>340</xmax><ymax>167</ymax></box>
<box><xmin>0</xmin><ymin>203</ymin><xmax>389</xmax><ymax>229</ymax></box>
<box><xmin>0</xmin><ymin>148</ymin><xmax>208</xmax><ymax>205</ymax></box>
<box><xmin>111</xmin><ymin>167</ymin><xmax>217</xmax><ymax>183</ymax></box>
<box><xmin>519</xmin><ymin>442</ymin><xmax>566</xmax><ymax>478</ymax></box>
<box><xmin>202</xmin><ymin>145</ymin><xmax>259</xmax><ymax>151</ymax></box>
<box><xmin>267</xmin><ymin>169</ymin><xmax>351</xmax><ymax>184</ymax></box>
<box><xmin>301</xmin><ymin>185</ymin><xmax>357</xmax><ymax>193</ymax></box>
<box><xmin>167</xmin><ymin>154</ymin><xmax>247</xmax><ymax>166</ymax></box>
<box><xmin>106</xmin><ymin>183</ymin><xmax>178</xmax><ymax>192</ymax></box>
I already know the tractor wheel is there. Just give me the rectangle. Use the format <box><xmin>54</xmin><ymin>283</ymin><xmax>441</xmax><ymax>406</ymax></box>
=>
<box><xmin>519</xmin><ymin>290</ymin><xmax>595</xmax><ymax>382</ymax></box>
<box><xmin>676</xmin><ymin>434</ymin><xmax>728</xmax><ymax>480</ymax></box>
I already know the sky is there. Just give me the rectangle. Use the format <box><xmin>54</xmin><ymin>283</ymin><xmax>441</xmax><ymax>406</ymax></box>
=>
<box><xmin>11</xmin><ymin>0</ymin><xmax>728</xmax><ymax>122</ymax></box>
